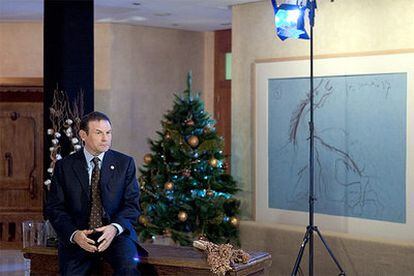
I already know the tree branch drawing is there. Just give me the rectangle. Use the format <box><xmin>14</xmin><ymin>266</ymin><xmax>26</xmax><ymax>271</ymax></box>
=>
<box><xmin>285</xmin><ymin>77</ymin><xmax>383</xmax><ymax>215</ymax></box>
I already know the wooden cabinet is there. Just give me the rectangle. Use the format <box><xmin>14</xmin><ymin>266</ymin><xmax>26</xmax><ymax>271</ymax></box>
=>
<box><xmin>0</xmin><ymin>78</ymin><xmax>43</xmax><ymax>249</ymax></box>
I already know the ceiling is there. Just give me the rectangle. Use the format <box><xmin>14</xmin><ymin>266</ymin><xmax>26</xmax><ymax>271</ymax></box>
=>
<box><xmin>0</xmin><ymin>0</ymin><xmax>263</xmax><ymax>31</ymax></box>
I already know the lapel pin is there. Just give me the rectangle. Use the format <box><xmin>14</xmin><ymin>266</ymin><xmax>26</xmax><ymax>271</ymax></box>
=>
<box><xmin>110</xmin><ymin>165</ymin><xmax>115</xmax><ymax>170</ymax></box>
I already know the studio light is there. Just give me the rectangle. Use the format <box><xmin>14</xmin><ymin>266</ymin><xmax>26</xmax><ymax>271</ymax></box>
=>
<box><xmin>271</xmin><ymin>0</ymin><xmax>309</xmax><ymax>40</ymax></box>
<box><xmin>269</xmin><ymin>0</ymin><xmax>345</xmax><ymax>275</ymax></box>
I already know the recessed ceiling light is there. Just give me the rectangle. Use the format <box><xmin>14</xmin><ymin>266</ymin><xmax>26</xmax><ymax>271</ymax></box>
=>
<box><xmin>116</xmin><ymin>16</ymin><xmax>147</xmax><ymax>23</ymax></box>
<box><xmin>96</xmin><ymin>18</ymin><xmax>114</xmax><ymax>23</ymax></box>
<box><xmin>221</xmin><ymin>22</ymin><xmax>232</xmax><ymax>26</ymax></box>
<box><xmin>154</xmin><ymin>12</ymin><xmax>171</xmax><ymax>17</ymax></box>
<box><xmin>132</xmin><ymin>2</ymin><xmax>140</xmax><ymax>5</ymax></box>
<box><xmin>171</xmin><ymin>23</ymin><xmax>179</xmax><ymax>26</ymax></box>
<box><xmin>129</xmin><ymin>16</ymin><xmax>147</xmax><ymax>21</ymax></box>
<box><xmin>216</xmin><ymin>5</ymin><xmax>231</xmax><ymax>10</ymax></box>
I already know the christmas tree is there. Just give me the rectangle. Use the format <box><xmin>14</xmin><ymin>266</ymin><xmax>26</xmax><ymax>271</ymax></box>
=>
<box><xmin>137</xmin><ymin>73</ymin><xmax>240</xmax><ymax>246</ymax></box>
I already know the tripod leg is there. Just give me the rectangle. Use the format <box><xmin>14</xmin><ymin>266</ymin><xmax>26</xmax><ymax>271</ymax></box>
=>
<box><xmin>291</xmin><ymin>227</ymin><xmax>311</xmax><ymax>276</ymax></box>
<box><xmin>314</xmin><ymin>227</ymin><xmax>346</xmax><ymax>275</ymax></box>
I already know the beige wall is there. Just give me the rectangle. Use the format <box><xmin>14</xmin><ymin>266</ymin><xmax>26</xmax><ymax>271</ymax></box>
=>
<box><xmin>232</xmin><ymin>0</ymin><xmax>414</xmax><ymax>220</ymax></box>
<box><xmin>95</xmin><ymin>23</ymin><xmax>210</xmax><ymax>167</ymax></box>
<box><xmin>202</xmin><ymin>31</ymin><xmax>215</xmax><ymax>114</ymax></box>
<box><xmin>95</xmin><ymin>24</ymin><xmax>112</xmax><ymax>93</ymax></box>
<box><xmin>0</xmin><ymin>22</ymin><xmax>43</xmax><ymax>77</ymax></box>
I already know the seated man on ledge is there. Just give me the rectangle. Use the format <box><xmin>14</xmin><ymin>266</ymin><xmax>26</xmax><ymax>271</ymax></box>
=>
<box><xmin>45</xmin><ymin>111</ymin><xmax>146</xmax><ymax>276</ymax></box>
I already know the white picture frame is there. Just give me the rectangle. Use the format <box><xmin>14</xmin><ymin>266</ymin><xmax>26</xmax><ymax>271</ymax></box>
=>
<box><xmin>253</xmin><ymin>50</ymin><xmax>414</xmax><ymax>240</ymax></box>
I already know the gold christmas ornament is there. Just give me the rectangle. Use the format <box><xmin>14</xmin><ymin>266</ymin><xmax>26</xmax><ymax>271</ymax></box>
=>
<box><xmin>164</xmin><ymin>181</ymin><xmax>174</xmax><ymax>190</ymax></box>
<box><xmin>206</xmin><ymin>190</ymin><xmax>214</xmax><ymax>197</ymax></box>
<box><xmin>230</xmin><ymin>217</ymin><xmax>239</xmax><ymax>226</ymax></box>
<box><xmin>165</xmin><ymin>132</ymin><xmax>171</xmax><ymax>139</ymax></box>
<box><xmin>178</xmin><ymin>211</ymin><xmax>188</xmax><ymax>222</ymax></box>
<box><xmin>143</xmin><ymin>153</ymin><xmax>153</xmax><ymax>164</ymax></box>
<box><xmin>188</xmin><ymin>135</ymin><xmax>199</xmax><ymax>148</ymax></box>
<box><xmin>209</xmin><ymin>157</ymin><xmax>218</xmax><ymax>167</ymax></box>
<box><xmin>138</xmin><ymin>215</ymin><xmax>149</xmax><ymax>226</ymax></box>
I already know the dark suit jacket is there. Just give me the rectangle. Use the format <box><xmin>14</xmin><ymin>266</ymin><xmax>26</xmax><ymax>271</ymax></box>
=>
<box><xmin>45</xmin><ymin>149</ymin><xmax>142</xmax><ymax>250</ymax></box>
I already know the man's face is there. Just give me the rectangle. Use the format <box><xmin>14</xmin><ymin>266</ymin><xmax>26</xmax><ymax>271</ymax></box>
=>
<box><xmin>79</xmin><ymin>119</ymin><xmax>112</xmax><ymax>156</ymax></box>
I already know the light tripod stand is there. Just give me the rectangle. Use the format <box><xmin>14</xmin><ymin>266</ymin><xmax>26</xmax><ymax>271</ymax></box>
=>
<box><xmin>289</xmin><ymin>1</ymin><xmax>345</xmax><ymax>275</ymax></box>
<box><xmin>270</xmin><ymin>0</ymin><xmax>346</xmax><ymax>275</ymax></box>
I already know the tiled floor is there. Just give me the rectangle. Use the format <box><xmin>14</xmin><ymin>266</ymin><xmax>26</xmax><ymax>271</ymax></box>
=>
<box><xmin>0</xmin><ymin>250</ymin><xmax>28</xmax><ymax>276</ymax></box>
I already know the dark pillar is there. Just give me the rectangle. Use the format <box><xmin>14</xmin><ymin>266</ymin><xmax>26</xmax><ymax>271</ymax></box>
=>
<box><xmin>44</xmin><ymin>0</ymin><xmax>94</xmax><ymax>111</ymax></box>
<box><xmin>43</xmin><ymin>0</ymin><xmax>94</xmax><ymax>191</ymax></box>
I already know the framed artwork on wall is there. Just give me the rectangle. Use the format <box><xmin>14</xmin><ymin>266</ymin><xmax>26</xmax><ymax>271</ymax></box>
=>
<box><xmin>253</xmin><ymin>50</ymin><xmax>414</xmax><ymax>240</ymax></box>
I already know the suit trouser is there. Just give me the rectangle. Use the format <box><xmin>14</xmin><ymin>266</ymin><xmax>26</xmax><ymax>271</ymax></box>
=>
<box><xmin>59</xmin><ymin>234</ymin><xmax>141</xmax><ymax>276</ymax></box>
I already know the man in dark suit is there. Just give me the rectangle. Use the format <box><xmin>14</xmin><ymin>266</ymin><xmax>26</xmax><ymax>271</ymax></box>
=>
<box><xmin>45</xmin><ymin>111</ymin><xmax>145</xmax><ymax>275</ymax></box>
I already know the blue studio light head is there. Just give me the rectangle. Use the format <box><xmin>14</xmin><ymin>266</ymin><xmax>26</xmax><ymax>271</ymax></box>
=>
<box><xmin>271</xmin><ymin>0</ymin><xmax>309</xmax><ymax>40</ymax></box>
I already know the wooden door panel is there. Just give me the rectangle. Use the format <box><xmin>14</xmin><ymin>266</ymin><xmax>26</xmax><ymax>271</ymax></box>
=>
<box><xmin>214</xmin><ymin>29</ymin><xmax>232</xmax><ymax>169</ymax></box>
<box><xmin>0</xmin><ymin>114</ymin><xmax>35</xmax><ymax>188</ymax></box>
<box><xmin>0</xmin><ymin>103</ymin><xmax>43</xmax><ymax>211</ymax></box>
